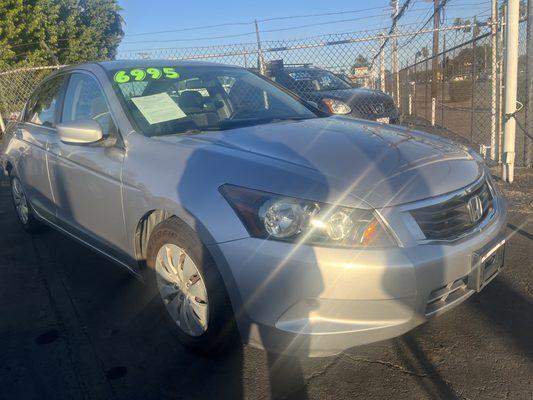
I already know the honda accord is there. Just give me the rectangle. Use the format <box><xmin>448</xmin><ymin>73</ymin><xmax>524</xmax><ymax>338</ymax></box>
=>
<box><xmin>0</xmin><ymin>60</ymin><xmax>507</xmax><ymax>356</ymax></box>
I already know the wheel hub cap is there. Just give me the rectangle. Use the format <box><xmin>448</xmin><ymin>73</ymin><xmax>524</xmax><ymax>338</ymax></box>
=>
<box><xmin>12</xmin><ymin>179</ymin><xmax>29</xmax><ymax>224</ymax></box>
<box><xmin>155</xmin><ymin>244</ymin><xmax>209</xmax><ymax>337</ymax></box>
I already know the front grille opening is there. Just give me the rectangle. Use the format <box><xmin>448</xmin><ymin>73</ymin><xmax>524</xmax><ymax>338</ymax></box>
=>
<box><xmin>351</xmin><ymin>98</ymin><xmax>395</xmax><ymax>116</ymax></box>
<box><xmin>411</xmin><ymin>179</ymin><xmax>494</xmax><ymax>241</ymax></box>
<box><xmin>425</xmin><ymin>276</ymin><xmax>471</xmax><ymax>316</ymax></box>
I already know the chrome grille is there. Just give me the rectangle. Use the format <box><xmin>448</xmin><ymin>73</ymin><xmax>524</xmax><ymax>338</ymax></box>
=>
<box><xmin>351</xmin><ymin>98</ymin><xmax>395</xmax><ymax>116</ymax></box>
<box><xmin>411</xmin><ymin>179</ymin><xmax>494</xmax><ymax>241</ymax></box>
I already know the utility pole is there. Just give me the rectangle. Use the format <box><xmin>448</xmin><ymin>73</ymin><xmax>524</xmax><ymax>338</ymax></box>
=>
<box><xmin>254</xmin><ymin>20</ymin><xmax>266</xmax><ymax>75</ymax></box>
<box><xmin>502</xmin><ymin>0</ymin><xmax>520</xmax><ymax>182</ymax></box>
<box><xmin>490</xmin><ymin>0</ymin><xmax>498</xmax><ymax>161</ymax></box>
<box><xmin>431</xmin><ymin>0</ymin><xmax>440</xmax><ymax>98</ymax></box>
<box><xmin>525</xmin><ymin>0</ymin><xmax>533</xmax><ymax>167</ymax></box>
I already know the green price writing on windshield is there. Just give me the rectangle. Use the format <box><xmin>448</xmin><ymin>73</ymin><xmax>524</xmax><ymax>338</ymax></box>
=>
<box><xmin>113</xmin><ymin>67</ymin><xmax>180</xmax><ymax>83</ymax></box>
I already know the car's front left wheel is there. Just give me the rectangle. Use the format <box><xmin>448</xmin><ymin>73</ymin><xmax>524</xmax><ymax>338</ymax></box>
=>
<box><xmin>146</xmin><ymin>217</ymin><xmax>238</xmax><ymax>355</ymax></box>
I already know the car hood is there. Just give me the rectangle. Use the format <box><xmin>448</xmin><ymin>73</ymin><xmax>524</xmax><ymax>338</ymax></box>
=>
<box><xmin>307</xmin><ymin>87</ymin><xmax>391</xmax><ymax>102</ymax></box>
<box><xmin>160</xmin><ymin>117</ymin><xmax>482</xmax><ymax>208</ymax></box>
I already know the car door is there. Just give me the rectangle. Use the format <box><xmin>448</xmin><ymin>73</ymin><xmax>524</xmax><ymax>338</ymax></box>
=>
<box><xmin>13</xmin><ymin>75</ymin><xmax>66</xmax><ymax>221</ymax></box>
<box><xmin>46</xmin><ymin>71</ymin><xmax>128</xmax><ymax>259</ymax></box>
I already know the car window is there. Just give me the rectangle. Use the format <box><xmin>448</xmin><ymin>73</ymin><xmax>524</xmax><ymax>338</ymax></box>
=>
<box><xmin>286</xmin><ymin>70</ymin><xmax>352</xmax><ymax>92</ymax></box>
<box><xmin>24</xmin><ymin>75</ymin><xmax>65</xmax><ymax>127</ymax></box>
<box><xmin>110</xmin><ymin>65</ymin><xmax>317</xmax><ymax>137</ymax></box>
<box><xmin>62</xmin><ymin>73</ymin><xmax>118</xmax><ymax>138</ymax></box>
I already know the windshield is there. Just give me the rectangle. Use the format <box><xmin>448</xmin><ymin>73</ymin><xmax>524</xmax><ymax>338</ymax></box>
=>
<box><xmin>287</xmin><ymin>69</ymin><xmax>352</xmax><ymax>92</ymax></box>
<box><xmin>109</xmin><ymin>65</ymin><xmax>317</xmax><ymax>136</ymax></box>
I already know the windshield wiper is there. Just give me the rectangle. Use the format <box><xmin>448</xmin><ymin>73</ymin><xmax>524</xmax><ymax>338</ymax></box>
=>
<box><xmin>166</xmin><ymin>116</ymin><xmax>312</xmax><ymax>136</ymax></box>
<box><xmin>215</xmin><ymin>116</ymin><xmax>313</xmax><ymax>130</ymax></box>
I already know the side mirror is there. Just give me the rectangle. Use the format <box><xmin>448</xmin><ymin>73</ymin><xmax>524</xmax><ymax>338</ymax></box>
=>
<box><xmin>306</xmin><ymin>100</ymin><xmax>319</xmax><ymax>109</ymax></box>
<box><xmin>57</xmin><ymin>120</ymin><xmax>103</xmax><ymax>145</ymax></box>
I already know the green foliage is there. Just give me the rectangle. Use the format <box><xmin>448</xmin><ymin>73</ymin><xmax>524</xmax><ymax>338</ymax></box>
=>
<box><xmin>352</xmin><ymin>54</ymin><xmax>369</xmax><ymax>69</ymax></box>
<box><xmin>0</xmin><ymin>0</ymin><xmax>123</xmax><ymax>68</ymax></box>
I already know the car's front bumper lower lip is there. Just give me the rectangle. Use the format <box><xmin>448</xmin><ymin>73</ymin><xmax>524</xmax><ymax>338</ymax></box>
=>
<box><xmin>210</xmin><ymin>194</ymin><xmax>507</xmax><ymax>357</ymax></box>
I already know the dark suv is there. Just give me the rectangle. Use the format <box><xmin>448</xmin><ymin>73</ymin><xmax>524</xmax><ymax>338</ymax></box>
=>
<box><xmin>267</xmin><ymin>63</ymin><xmax>399</xmax><ymax>124</ymax></box>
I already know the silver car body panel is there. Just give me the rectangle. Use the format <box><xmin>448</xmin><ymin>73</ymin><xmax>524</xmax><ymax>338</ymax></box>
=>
<box><xmin>0</xmin><ymin>61</ymin><xmax>507</xmax><ymax>356</ymax></box>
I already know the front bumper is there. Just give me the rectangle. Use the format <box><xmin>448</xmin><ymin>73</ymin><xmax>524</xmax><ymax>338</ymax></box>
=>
<box><xmin>210</xmin><ymin>193</ymin><xmax>508</xmax><ymax>357</ymax></box>
<box><xmin>350</xmin><ymin>107</ymin><xmax>400</xmax><ymax>124</ymax></box>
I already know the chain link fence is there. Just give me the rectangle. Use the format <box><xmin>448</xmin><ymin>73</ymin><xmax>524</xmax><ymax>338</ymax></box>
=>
<box><xmin>0</xmin><ymin>17</ymin><xmax>531</xmax><ymax>167</ymax></box>
<box><xmin>395</xmin><ymin>19</ymin><xmax>530</xmax><ymax>167</ymax></box>
<box><xmin>0</xmin><ymin>65</ymin><xmax>64</xmax><ymax>123</ymax></box>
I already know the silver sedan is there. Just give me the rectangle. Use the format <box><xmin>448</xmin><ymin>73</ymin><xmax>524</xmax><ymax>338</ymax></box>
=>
<box><xmin>0</xmin><ymin>60</ymin><xmax>507</xmax><ymax>356</ymax></box>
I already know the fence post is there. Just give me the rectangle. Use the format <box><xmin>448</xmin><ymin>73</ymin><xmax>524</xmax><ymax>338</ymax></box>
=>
<box><xmin>425</xmin><ymin>59</ymin><xmax>429</xmax><ymax>120</ymax></box>
<box><xmin>254</xmin><ymin>20</ymin><xmax>266</xmax><ymax>75</ymax></box>
<box><xmin>0</xmin><ymin>81</ymin><xmax>6</xmax><ymax>134</ymax></box>
<box><xmin>441</xmin><ymin>33</ymin><xmax>446</xmax><ymax>126</ymax></box>
<box><xmin>391</xmin><ymin>38</ymin><xmax>397</xmax><ymax>104</ymax></box>
<box><xmin>0</xmin><ymin>112</ymin><xmax>5</xmax><ymax>135</ymax></box>
<box><xmin>380</xmin><ymin>34</ymin><xmax>386</xmax><ymax>92</ymax></box>
<box><xmin>525</xmin><ymin>0</ymin><xmax>533</xmax><ymax>167</ymax></box>
<box><xmin>432</xmin><ymin>97</ymin><xmax>436</xmax><ymax>126</ymax></box>
<box><xmin>498</xmin><ymin>6</ymin><xmax>506</xmax><ymax>162</ymax></box>
<box><xmin>490</xmin><ymin>0</ymin><xmax>498</xmax><ymax>161</ymax></box>
<box><xmin>470</xmin><ymin>19</ymin><xmax>477</xmax><ymax>143</ymax></box>
<box><xmin>413</xmin><ymin>81</ymin><xmax>417</xmax><ymax>116</ymax></box>
<box><xmin>502</xmin><ymin>0</ymin><xmax>520</xmax><ymax>183</ymax></box>
<box><xmin>431</xmin><ymin>0</ymin><xmax>440</xmax><ymax>98</ymax></box>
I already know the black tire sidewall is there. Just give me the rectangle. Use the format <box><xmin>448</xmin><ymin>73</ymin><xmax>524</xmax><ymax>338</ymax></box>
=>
<box><xmin>145</xmin><ymin>217</ymin><xmax>237</xmax><ymax>354</ymax></box>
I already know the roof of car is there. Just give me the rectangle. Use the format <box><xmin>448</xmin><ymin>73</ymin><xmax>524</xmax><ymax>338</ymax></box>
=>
<box><xmin>95</xmin><ymin>59</ymin><xmax>237</xmax><ymax>70</ymax></box>
<box><xmin>279</xmin><ymin>66</ymin><xmax>327</xmax><ymax>73</ymax></box>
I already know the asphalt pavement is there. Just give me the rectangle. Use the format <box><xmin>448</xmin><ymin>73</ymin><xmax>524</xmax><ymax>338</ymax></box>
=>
<box><xmin>0</xmin><ymin>171</ymin><xmax>531</xmax><ymax>400</ymax></box>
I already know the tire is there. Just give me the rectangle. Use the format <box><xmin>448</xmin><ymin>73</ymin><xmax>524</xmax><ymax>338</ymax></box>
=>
<box><xmin>10</xmin><ymin>176</ymin><xmax>47</xmax><ymax>234</ymax></box>
<box><xmin>146</xmin><ymin>217</ymin><xmax>238</xmax><ymax>355</ymax></box>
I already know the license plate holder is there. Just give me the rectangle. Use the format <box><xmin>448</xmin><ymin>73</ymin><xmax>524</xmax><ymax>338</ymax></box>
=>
<box><xmin>468</xmin><ymin>239</ymin><xmax>505</xmax><ymax>292</ymax></box>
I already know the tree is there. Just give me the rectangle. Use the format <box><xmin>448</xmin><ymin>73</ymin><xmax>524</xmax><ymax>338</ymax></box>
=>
<box><xmin>352</xmin><ymin>54</ymin><xmax>369</xmax><ymax>69</ymax></box>
<box><xmin>0</xmin><ymin>0</ymin><xmax>123</xmax><ymax>68</ymax></box>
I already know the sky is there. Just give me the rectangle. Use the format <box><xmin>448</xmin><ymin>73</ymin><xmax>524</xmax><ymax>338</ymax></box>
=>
<box><xmin>116</xmin><ymin>0</ymin><xmax>494</xmax><ymax>56</ymax></box>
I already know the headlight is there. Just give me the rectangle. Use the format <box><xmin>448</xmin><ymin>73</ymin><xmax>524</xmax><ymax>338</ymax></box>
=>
<box><xmin>220</xmin><ymin>185</ymin><xmax>396</xmax><ymax>248</ymax></box>
<box><xmin>321</xmin><ymin>98</ymin><xmax>351</xmax><ymax>115</ymax></box>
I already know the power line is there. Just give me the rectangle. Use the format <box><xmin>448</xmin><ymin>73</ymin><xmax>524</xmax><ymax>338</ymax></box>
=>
<box><xmin>369</xmin><ymin>0</ymin><xmax>415</xmax><ymax>67</ymax></box>
<box><xmin>121</xmin><ymin>14</ymin><xmax>391</xmax><ymax>45</ymax></box>
<box><xmin>258</xmin><ymin>5</ymin><xmax>391</xmax><ymax>22</ymax></box>
<box><xmin>122</xmin><ymin>5</ymin><xmax>392</xmax><ymax>38</ymax></box>
<box><xmin>397</xmin><ymin>2</ymin><xmax>493</xmax><ymax>51</ymax></box>
<box><xmin>121</xmin><ymin>31</ymin><xmax>256</xmax><ymax>45</ymax></box>
<box><xmin>123</xmin><ymin>22</ymin><xmax>253</xmax><ymax>38</ymax></box>
<box><xmin>398</xmin><ymin>0</ymin><xmax>452</xmax><ymax>50</ymax></box>
<box><xmin>9</xmin><ymin>38</ymin><xmax>70</xmax><ymax>50</ymax></box>
<box><xmin>260</xmin><ymin>14</ymin><xmax>391</xmax><ymax>33</ymax></box>
<box><xmin>117</xmin><ymin>22</ymin><xmax>432</xmax><ymax>54</ymax></box>
<box><xmin>121</xmin><ymin>9</ymin><xmax>435</xmax><ymax>46</ymax></box>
